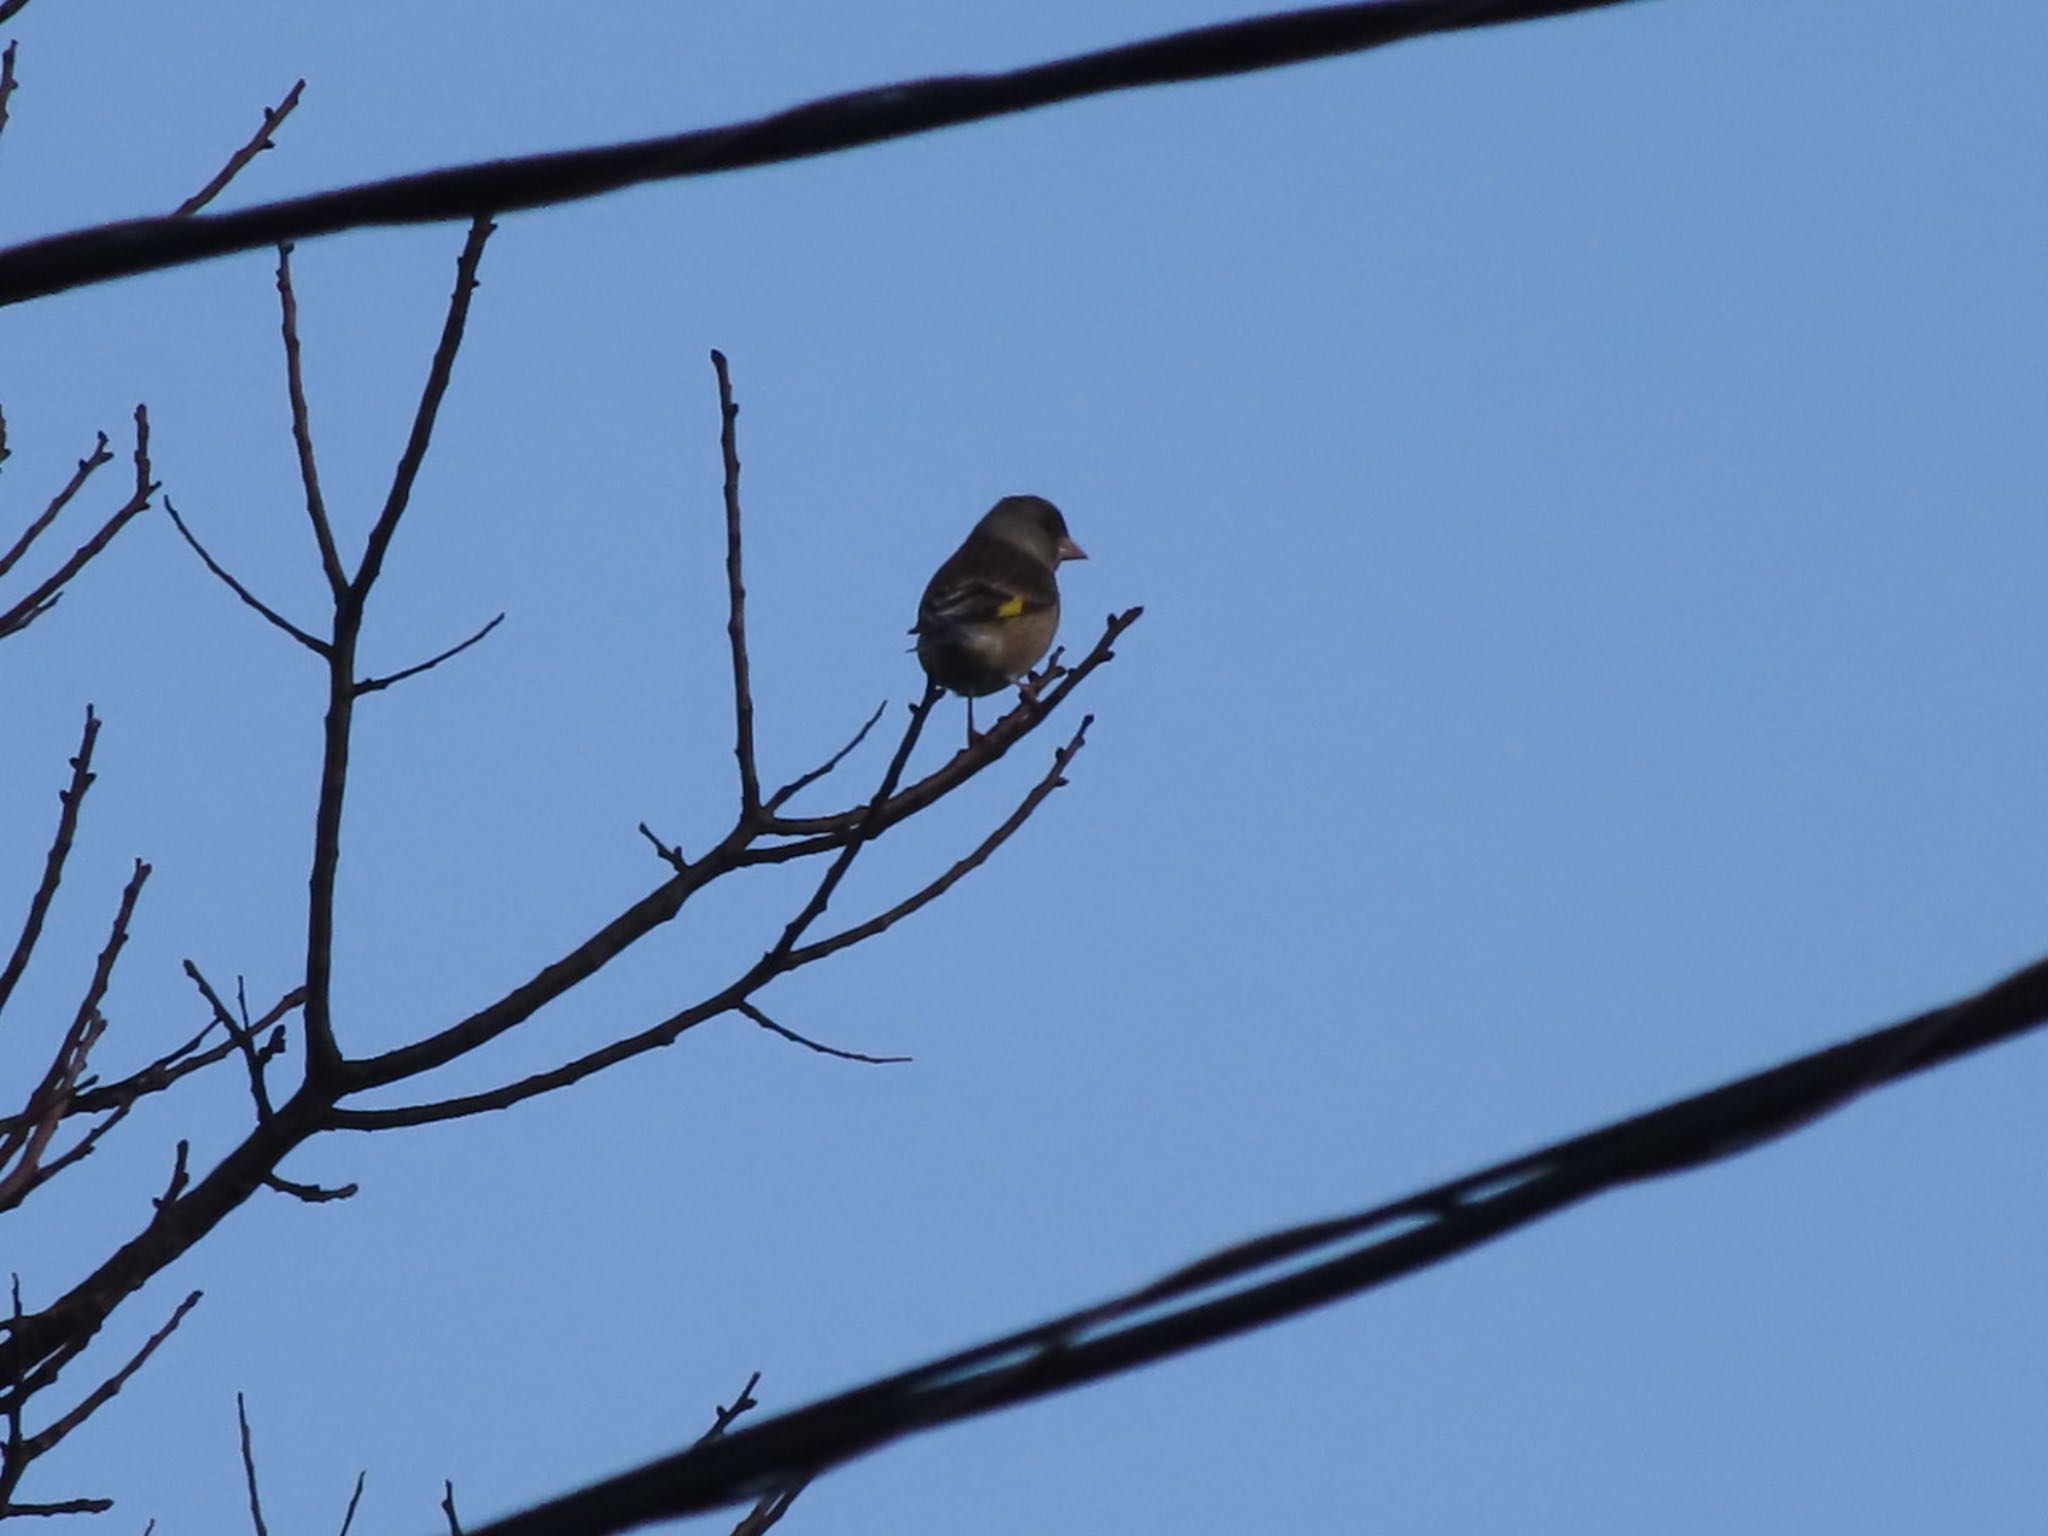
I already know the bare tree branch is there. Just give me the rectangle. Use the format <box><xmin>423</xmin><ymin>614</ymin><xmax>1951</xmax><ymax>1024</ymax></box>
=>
<box><xmin>695</xmin><ymin>1373</ymin><xmax>762</xmax><ymax>1447</ymax></box>
<box><xmin>352</xmin><ymin>611</ymin><xmax>504</xmax><ymax>695</ymax></box>
<box><xmin>764</xmin><ymin>700</ymin><xmax>886</xmax><ymax>812</ymax></box>
<box><xmin>275</xmin><ymin>243</ymin><xmax>346</xmax><ymax>595</ymax></box>
<box><xmin>0</xmin><ymin>41</ymin><xmax>18</xmax><ymax>158</ymax></box>
<box><xmin>16</xmin><ymin>1291</ymin><xmax>200</xmax><ymax>1463</ymax></box>
<box><xmin>336</xmin><ymin>1471</ymin><xmax>367</xmax><ymax>1536</ymax></box>
<box><xmin>174</xmin><ymin>79</ymin><xmax>306</xmax><ymax>218</ymax></box>
<box><xmin>302</xmin><ymin>216</ymin><xmax>495</xmax><ymax>1084</ymax></box>
<box><xmin>0</xmin><ymin>709</ymin><xmax>100</xmax><ymax>1031</ymax></box>
<box><xmin>441</xmin><ymin>1481</ymin><xmax>463</xmax><ymax>1536</ymax></box>
<box><xmin>163</xmin><ymin>497</ymin><xmax>329</xmax><ymax>654</ymax></box>
<box><xmin>0</xmin><ymin>433</ymin><xmax>107</xmax><ymax>583</ymax></box>
<box><xmin>708</xmin><ymin>350</ymin><xmax>761</xmax><ymax>818</ymax></box>
<box><xmin>0</xmin><ymin>407</ymin><xmax>157</xmax><ymax>642</ymax></box>
<box><xmin>737</xmin><ymin>1003</ymin><xmax>909</xmax><ymax>1066</ymax></box>
<box><xmin>466</xmin><ymin>951</ymin><xmax>2048</xmax><ymax>1536</ymax></box>
<box><xmin>235</xmin><ymin>1393</ymin><xmax>269</xmax><ymax>1536</ymax></box>
<box><xmin>0</xmin><ymin>0</ymin><xmax>1642</xmax><ymax>307</ymax></box>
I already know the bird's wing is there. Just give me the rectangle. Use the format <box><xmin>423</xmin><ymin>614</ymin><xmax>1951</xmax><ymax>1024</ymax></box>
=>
<box><xmin>914</xmin><ymin>542</ymin><xmax>1057</xmax><ymax>633</ymax></box>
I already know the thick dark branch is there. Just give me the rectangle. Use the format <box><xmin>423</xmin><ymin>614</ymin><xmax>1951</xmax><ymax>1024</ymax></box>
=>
<box><xmin>174</xmin><ymin>79</ymin><xmax>306</xmax><ymax>218</ymax></box>
<box><xmin>0</xmin><ymin>2</ymin><xmax>33</xmax><ymax>30</ymax></box>
<box><xmin>0</xmin><ymin>709</ymin><xmax>100</xmax><ymax>1031</ymax></box>
<box><xmin>275</xmin><ymin>244</ymin><xmax>345</xmax><ymax>595</ymax></box>
<box><xmin>708</xmin><ymin>351</ymin><xmax>761</xmax><ymax>817</ymax></box>
<box><xmin>0</xmin><ymin>407</ymin><xmax>156</xmax><ymax>642</ymax></box>
<box><xmin>0</xmin><ymin>0</ymin><xmax>1639</xmax><ymax>307</ymax></box>
<box><xmin>163</xmin><ymin>497</ymin><xmax>329</xmax><ymax>654</ymax></box>
<box><xmin>0</xmin><ymin>434</ymin><xmax>107</xmax><ymax>583</ymax></box>
<box><xmin>468</xmin><ymin>951</ymin><xmax>2048</xmax><ymax>1536</ymax></box>
<box><xmin>0</xmin><ymin>1498</ymin><xmax>114</xmax><ymax>1517</ymax></box>
<box><xmin>737</xmin><ymin>1003</ymin><xmax>909</xmax><ymax>1066</ymax></box>
<box><xmin>352</xmin><ymin>611</ymin><xmax>503</xmax><ymax>695</ymax></box>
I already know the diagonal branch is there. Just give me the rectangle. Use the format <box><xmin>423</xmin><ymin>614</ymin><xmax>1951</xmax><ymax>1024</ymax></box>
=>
<box><xmin>764</xmin><ymin>700</ymin><xmax>886</xmax><ymax>812</ymax></box>
<box><xmin>174</xmin><ymin>79</ymin><xmax>306</xmax><ymax>218</ymax></box>
<box><xmin>737</xmin><ymin>1002</ymin><xmax>909</xmax><ymax>1066</ymax></box>
<box><xmin>0</xmin><ymin>0</ymin><xmax>1642</xmax><ymax>307</ymax></box>
<box><xmin>467</xmin><ymin>950</ymin><xmax>2048</xmax><ymax>1536</ymax></box>
<box><xmin>352</xmin><ymin>611</ymin><xmax>504</xmax><ymax>695</ymax></box>
<box><xmin>0</xmin><ymin>409</ymin><xmax>155</xmax><ymax>642</ymax></box>
<box><xmin>786</xmin><ymin>715</ymin><xmax>1091</xmax><ymax>970</ymax></box>
<box><xmin>0</xmin><ymin>709</ymin><xmax>100</xmax><ymax>1031</ymax></box>
<box><xmin>349</xmin><ymin>215</ymin><xmax>495</xmax><ymax>604</ymax></box>
<box><xmin>163</xmin><ymin>497</ymin><xmax>329</xmax><ymax>654</ymax></box>
<box><xmin>17</xmin><ymin>1291</ymin><xmax>200</xmax><ymax>1463</ymax></box>
<box><xmin>0</xmin><ymin>432</ymin><xmax>108</xmax><ymax>583</ymax></box>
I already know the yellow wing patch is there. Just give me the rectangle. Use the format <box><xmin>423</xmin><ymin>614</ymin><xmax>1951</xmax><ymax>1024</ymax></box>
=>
<box><xmin>994</xmin><ymin>595</ymin><xmax>1027</xmax><ymax>619</ymax></box>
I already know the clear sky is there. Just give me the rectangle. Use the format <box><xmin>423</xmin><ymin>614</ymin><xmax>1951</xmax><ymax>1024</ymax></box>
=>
<box><xmin>4</xmin><ymin>1</ymin><xmax>2047</xmax><ymax>1532</ymax></box>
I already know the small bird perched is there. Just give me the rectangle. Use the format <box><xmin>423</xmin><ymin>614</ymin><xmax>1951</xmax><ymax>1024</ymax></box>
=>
<box><xmin>913</xmin><ymin>494</ymin><xmax>1087</xmax><ymax>742</ymax></box>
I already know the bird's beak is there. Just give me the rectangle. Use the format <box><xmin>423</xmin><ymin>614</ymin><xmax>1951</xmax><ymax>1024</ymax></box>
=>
<box><xmin>1057</xmin><ymin>537</ymin><xmax>1088</xmax><ymax>562</ymax></box>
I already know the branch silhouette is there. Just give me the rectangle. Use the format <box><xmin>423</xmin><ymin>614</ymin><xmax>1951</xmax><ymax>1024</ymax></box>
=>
<box><xmin>0</xmin><ymin>0</ymin><xmax>1642</xmax><ymax>308</ymax></box>
<box><xmin>467</xmin><ymin>951</ymin><xmax>2048</xmax><ymax>1536</ymax></box>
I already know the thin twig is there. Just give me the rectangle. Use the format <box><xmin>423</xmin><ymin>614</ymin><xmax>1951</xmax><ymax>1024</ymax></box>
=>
<box><xmin>162</xmin><ymin>497</ymin><xmax>328</xmax><ymax>653</ymax></box>
<box><xmin>695</xmin><ymin>1371</ymin><xmax>762</xmax><ymax>1446</ymax></box>
<box><xmin>759</xmin><ymin>608</ymin><xmax>1141</xmax><ymax>840</ymax></box>
<box><xmin>275</xmin><ymin>243</ymin><xmax>345</xmax><ymax>595</ymax></box>
<box><xmin>0</xmin><ymin>41</ymin><xmax>18</xmax><ymax>153</ymax></box>
<box><xmin>337</xmin><ymin>1471</ymin><xmax>367</xmax><ymax>1536</ymax></box>
<box><xmin>441</xmin><ymin>1481</ymin><xmax>463</xmax><ymax>1536</ymax></box>
<box><xmin>236</xmin><ymin>1393</ymin><xmax>269</xmax><ymax>1536</ymax></box>
<box><xmin>175</xmin><ymin>79</ymin><xmax>306</xmax><ymax>217</ymax></box>
<box><xmin>0</xmin><ymin>709</ymin><xmax>100</xmax><ymax>1029</ymax></box>
<box><xmin>262</xmin><ymin>1172</ymin><xmax>357</xmax><ymax>1203</ymax></box>
<box><xmin>636</xmin><ymin>824</ymin><xmax>689</xmax><ymax>875</ymax></box>
<box><xmin>787</xmin><ymin>716</ymin><xmax>1092</xmax><ymax>970</ymax></box>
<box><xmin>764</xmin><ymin>701</ymin><xmax>887</xmax><ymax>812</ymax></box>
<box><xmin>729</xmin><ymin>1478</ymin><xmax>812</xmax><ymax>1536</ymax></box>
<box><xmin>737</xmin><ymin>1002</ymin><xmax>909</xmax><ymax>1066</ymax></box>
<box><xmin>0</xmin><ymin>407</ymin><xmax>157</xmax><ymax>642</ymax></box>
<box><xmin>353</xmin><ymin>611</ymin><xmax>504</xmax><ymax>695</ymax></box>
<box><xmin>709</xmin><ymin>351</ymin><xmax>761</xmax><ymax>817</ymax></box>
<box><xmin>0</xmin><ymin>432</ymin><xmax>107</xmax><ymax>583</ymax></box>
<box><xmin>16</xmin><ymin>1292</ymin><xmax>200</xmax><ymax>1462</ymax></box>
<box><xmin>351</xmin><ymin>215</ymin><xmax>495</xmax><ymax>601</ymax></box>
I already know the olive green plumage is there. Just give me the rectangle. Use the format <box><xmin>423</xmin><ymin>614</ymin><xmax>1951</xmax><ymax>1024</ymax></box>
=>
<box><xmin>913</xmin><ymin>495</ymin><xmax>1087</xmax><ymax>732</ymax></box>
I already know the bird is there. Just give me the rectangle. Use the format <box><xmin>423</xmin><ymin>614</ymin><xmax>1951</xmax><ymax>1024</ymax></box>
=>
<box><xmin>912</xmin><ymin>495</ymin><xmax>1087</xmax><ymax>742</ymax></box>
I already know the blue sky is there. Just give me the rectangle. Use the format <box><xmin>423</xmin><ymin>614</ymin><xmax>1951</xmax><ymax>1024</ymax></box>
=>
<box><xmin>4</xmin><ymin>1</ymin><xmax>2046</xmax><ymax>1531</ymax></box>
